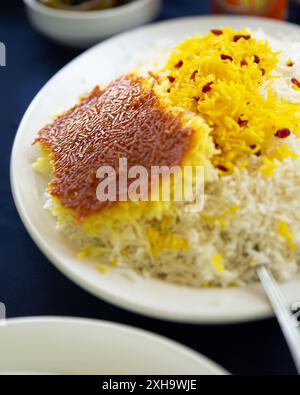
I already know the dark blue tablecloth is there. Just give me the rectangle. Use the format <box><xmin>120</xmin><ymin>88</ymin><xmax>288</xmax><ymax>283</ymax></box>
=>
<box><xmin>1</xmin><ymin>0</ymin><xmax>300</xmax><ymax>375</ymax></box>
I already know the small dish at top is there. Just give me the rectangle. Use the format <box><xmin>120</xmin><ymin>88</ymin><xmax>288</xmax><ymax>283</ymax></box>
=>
<box><xmin>23</xmin><ymin>0</ymin><xmax>161</xmax><ymax>48</ymax></box>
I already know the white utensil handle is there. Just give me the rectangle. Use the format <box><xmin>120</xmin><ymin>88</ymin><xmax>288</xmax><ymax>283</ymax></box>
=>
<box><xmin>257</xmin><ymin>265</ymin><xmax>300</xmax><ymax>374</ymax></box>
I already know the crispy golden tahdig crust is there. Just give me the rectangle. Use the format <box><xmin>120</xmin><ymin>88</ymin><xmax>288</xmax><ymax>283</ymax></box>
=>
<box><xmin>35</xmin><ymin>75</ymin><xmax>194</xmax><ymax>220</ymax></box>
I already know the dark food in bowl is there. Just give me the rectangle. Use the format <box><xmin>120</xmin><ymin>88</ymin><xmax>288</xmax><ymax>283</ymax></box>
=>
<box><xmin>38</xmin><ymin>0</ymin><xmax>133</xmax><ymax>11</ymax></box>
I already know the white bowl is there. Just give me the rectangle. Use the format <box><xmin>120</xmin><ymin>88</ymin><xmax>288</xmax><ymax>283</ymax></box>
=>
<box><xmin>23</xmin><ymin>0</ymin><xmax>161</xmax><ymax>48</ymax></box>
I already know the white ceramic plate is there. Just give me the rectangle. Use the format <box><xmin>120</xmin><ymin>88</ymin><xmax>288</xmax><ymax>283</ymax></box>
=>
<box><xmin>0</xmin><ymin>317</ymin><xmax>226</xmax><ymax>374</ymax></box>
<box><xmin>11</xmin><ymin>16</ymin><xmax>300</xmax><ymax>324</ymax></box>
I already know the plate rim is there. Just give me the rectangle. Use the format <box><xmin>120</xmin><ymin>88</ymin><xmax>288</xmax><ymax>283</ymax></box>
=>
<box><xmin>10</xmin><ymin>15</ymin><xmax>300</xmax><ymax>324</ymax></box>
<box><xmin>0</xmin><ymin>316</ymin><xmax>227</xmax><ymax>375</ymax></box>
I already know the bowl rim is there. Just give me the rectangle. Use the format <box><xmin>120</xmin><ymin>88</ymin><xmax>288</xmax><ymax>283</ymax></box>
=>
<box><xmin>23</xmin><ymin>0</ymin><xmax>158</xmax><ymax>19</ymax></box>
